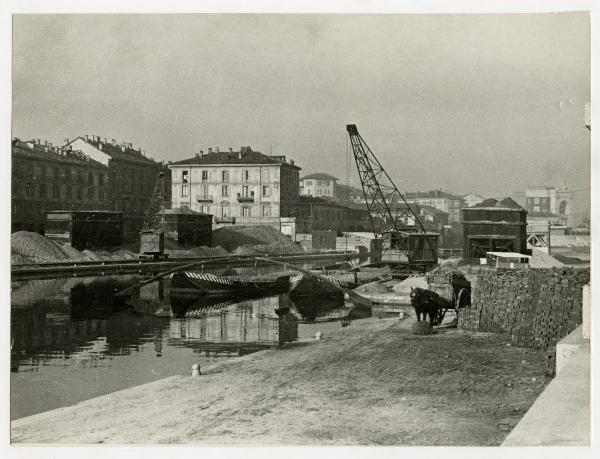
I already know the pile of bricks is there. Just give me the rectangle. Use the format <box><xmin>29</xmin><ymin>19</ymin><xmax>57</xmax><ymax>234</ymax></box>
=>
<box><xmin>458</xmin><ymin>268</ymin><xmax>590</xmax><ymax>349</ymax></box>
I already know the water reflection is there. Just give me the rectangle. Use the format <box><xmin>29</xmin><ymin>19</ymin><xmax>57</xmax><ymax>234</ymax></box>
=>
<box><xmin>10</xmin><ymin>273</ymin><xmax>367</xmax><ymax>420</ymax></box>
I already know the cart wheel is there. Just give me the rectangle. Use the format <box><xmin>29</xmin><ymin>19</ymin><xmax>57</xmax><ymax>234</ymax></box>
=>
<box><xmin>457</xmin><ymin>288</ymin><xmax>471</xmax><ymax>309</ymax></box>
<box><xmin>430</xmin><ymin>307</ymin><xmax>444</xmax><ymax>326</ymax></box>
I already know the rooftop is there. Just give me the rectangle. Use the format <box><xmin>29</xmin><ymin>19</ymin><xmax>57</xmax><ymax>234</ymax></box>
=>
<box><xmin>469</xmin><ymin>197</ymin><xmax>524</xmax><ymax>210</ymax></box>
<box><xmin>12</xmin><ymin>139</ymin><xmax>108</xmax><ymax>169</ymax></box>
<box><xmin>301</xmin><ymin>173</ymin><xmax>339</xmax><ymax>181</ymax></box>
<box><xmin>171</xmin><ymin>146</ymin><xmax>300</xmax><ymax>169</ymax></box>
<box><xmin>70</xmin><ymin>135</ymin><xmax>158</xmax><ymax>165</ymax></box>
<box><xmin>405</xmin><ymin>190</ymin><xmax>463</xmax><ymax>200</ymax></box>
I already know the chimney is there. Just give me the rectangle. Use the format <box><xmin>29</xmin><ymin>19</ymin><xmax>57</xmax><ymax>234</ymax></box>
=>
<box><xmin>63</xmin><ymin>138</ymin><xmax>69</xmax><ymax>145</ymax></box>
<box><xmin>44</xmin><ymin>140</ymin><xmax>48</xmax><ymax>146</ymax></box>
<box><xmin>120</xmin><ymin>143</ymin><xmax>126</xmax><ymax>152</ymax></box>
<box><xmin>215</xmin><ymin>147</ymin><xmax>219</xmax><ymax>153</ymax></box>
<box><xmin>290</xmin><ymin>160</ymin><xmax>294</xmax><ymax>165</ymax></box>
<box><xmin>128</xmin><ymin>142</ymin><xmax>133</xmax><ymax>149</ymax></box>
<box><xmin>229</xmin><ymin>147</ymin><xmax>233</xmax><ymax>153</ymax></box>
<box><xmin>99</xmin><ymin>144</ymin><xmax>103</xmax><ymax>151</ymax></box>
<box><xmin>49</xmin><ymin>142</ymin><xmax>53</xmax><ymax>148</ymax></box>
<box><xmin>195</xmin><ymin>152</ymin><xmax>200</xmax><ymax>158</ymax></box>
<box><xmin>36</xmin><ymin>138</ymin><xmax>41</xmax><ymax>144</ymax></box>
<box><xmin>142</xmin><ymin>150</ymin><xmax>146</xmax><ymax>156</ymax></box>
<box><xmin>208</xmin><ymin>147</ymin><xmax>213</xmax><ymax>154</ymax></box>
<box><xmin>103</xmin><ymin>137</ymin><xmax>107</xmax><ymax>143</ymax></box>
<box><xmin>111</xmin><ymin>138</ymin><xmax>117</xmax><ymax>146</ymax></box>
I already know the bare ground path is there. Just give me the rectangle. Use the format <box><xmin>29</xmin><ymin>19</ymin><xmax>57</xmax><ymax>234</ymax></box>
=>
<box><xmin>11</xmin><ymin>317</ymin><xmax>550</xmax><ymax>445</ymax></box>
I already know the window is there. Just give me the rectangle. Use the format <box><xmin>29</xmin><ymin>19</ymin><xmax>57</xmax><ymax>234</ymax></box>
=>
<box><xmin>34</xmin><ymin>165</ymin><xmax>42</xmax><ymax>179</ymax></box>
<box><xmin>262</xmin><ymin>185</ymin><xmax>270</xmax><ymax>197</ymax></box>
<box><xmin>182</xmin><ymin>185</ymin><xmax>189</xmax><ymax>197</ymax></box>
<box><xmin>274</xmin><ymin>181</ymin><xmax>279</xmax><ymax>189</ymax></box>
<box><xmin>534</xmin><ymin>197</ymin><xmax>540</xmax><ymax>204</ymax></box>
<box><xmin>88</xmin><ymin>172</ymin><xmax>94</xmax><ymax>185</ymax></box>
<box><xmin>99</xmin><ymin>189</ymin><xmax>105</xmax><ymax>201</ymax></box>
<box><xmin>201</xmin><ymin>170</ymin><xmax>208</xmax><ymax>182</ymax></box>
<box><xmin>66</xmin><ymin>185</ymin><xmax>72</xmax><ymax>200</ymax></box>
<box><xmin>243</xmin><ymin>170</ymin><xmax>249</xmax><ymax>182</ymax></box>
<box><xmin>221</xmin><ymin>204</ymin><xmax>230</xmax><ymax>217</ymax></box>
<box><xmin>201</xmin><ymin>205</ymin><xmax>210</xmax><ymax>214</ymax></box>
<box><xmin>182</xmin><ymin>170</ymin><xmax>188</xmax><ymax>183</ymax></box>
<box><xmin>52</xmin><ymin>184</ymin><xmax>59</xmax><ymax>199</ymax></box>
<box><xmin>221</xmin><ymin>170</ymin><xmax>229</xmax><ymax>182</ymax></box>
<box><xmin>39</xmin><ymin>183</ymin><xmax>47</xmax><ymax>198</ymax></box>
<box><xmin>534</xmin><ymin>206</ymin><xmax>540</xmax><ymax>213</ymax></box>
<box><xmin>305</xmin><ymin>180</ymin><xmax>312</xmax><ymax>186</ymax></box>
<box><xmin>262</xmin><ymin>205</ymin><xmax>271</xmax><ymax>217</ymax></box>
<box><xmin>88</xmin><ymin>187</ymin><xmax>95</xmax><ymax>200</ymax></box>
<box><xmin>222</xmin><ymin>185</ymin><xmax>229</xmax><ymax>197</ymax></box>
<box><xmin>25</xmin><ymin>183</ymin><xmax>32</xmax><ymax>197</ymax></box>
<box><xmin>242</xmin><ymin>186</ymin><xmax>249</xmax><ymax>197</ymax></box>
<box><xmin>242</xmin><ymin>206</ymin><xmax>250</xmax><ymax>217</ymax></box>
<box><xmin>77</xmin><ymin>187</ymin><xmax>83</xmax><ymax>200</ymax></box>
<box><xmin>201</xmin><ymin>185</ymin><xmax>209</xmax><ymax>199</ymax></box>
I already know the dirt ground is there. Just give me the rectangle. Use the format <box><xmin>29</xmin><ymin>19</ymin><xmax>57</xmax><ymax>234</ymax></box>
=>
<box><xmin>11</xmin><ymin>317</ymin><xmax>551</xmax><ymax>445</ymax></box>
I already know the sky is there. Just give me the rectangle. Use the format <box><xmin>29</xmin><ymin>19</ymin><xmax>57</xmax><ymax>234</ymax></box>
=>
<box><xmin>12</xmin><ymin>13</ymin><xmax>590</xmax><ymax>207</ymax></box>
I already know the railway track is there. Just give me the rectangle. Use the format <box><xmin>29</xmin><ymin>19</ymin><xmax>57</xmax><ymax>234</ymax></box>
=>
<box><xmin>11</xmin><ymin>251</ymin><xmax>365</xmax><ymax>281</ymax></box>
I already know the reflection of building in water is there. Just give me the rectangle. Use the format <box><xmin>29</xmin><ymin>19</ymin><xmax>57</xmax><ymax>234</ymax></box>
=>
<box><xmin>169</xmin><ymin>294</ymin><xmax>298</xmax><ymax>345</ymax></box>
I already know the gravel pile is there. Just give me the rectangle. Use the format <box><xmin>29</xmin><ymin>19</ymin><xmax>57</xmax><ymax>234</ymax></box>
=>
<box><xmin>391</xmin><ymin>275</ymin><xmax>428</xmax><ymax>293</ymax></box>
<box><xmin>11</xmin><ymin>232</ymin><xmax>71</xmax><ymax>264</ymax></box>
<box><xmin>354</xmin><ymin>281</ymin><xmax>390</xmax><ymax>294</ymax></box>
<box><xmin>213</xmin><ymin>225</ymin><xmax>303</xmax><ymax>254</ymax></box>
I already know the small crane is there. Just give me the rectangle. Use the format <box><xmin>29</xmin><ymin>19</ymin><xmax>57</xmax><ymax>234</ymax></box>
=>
<box><xmin>139</xmin><ymin>171</ymin><xmax>168</xmax><ymax>259</ymax></box>
<box><xmin>346</xmin><ymin>124</ymin><xmax>438</xmax><ymax>271</ymax></box>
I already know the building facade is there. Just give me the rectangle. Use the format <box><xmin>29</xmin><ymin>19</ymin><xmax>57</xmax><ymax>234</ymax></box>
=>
<box><xmin>405</xmin><ymin>190</ymin><xmax>464</xmax><ymax>223</ymax></box>
<box><xmin>288</xmin><ymin>196</ymin><xmax>370</xmax><ymax>234</ymax></box>
<box><xmin>525</xmin><ymin>185</ymin><xmax>574</xmax><ymax>227</ymax></box>
<box><xmin>168</xmin><ymin>146</ymin><xmax>300</xmax><ymax>228</ymax></box>
<box><xmin>65</xmin><ymin>135</ymin><xmax>171</xmax><ymax>238</ymax></box>
<box><xmin>11</xmin><ymin>138</ymin><xmax>112</xmax><ymax>233</ymax></box>
<box><xmin>299</xmin><ymin>173</ymin><xmax>338</xmax><ymax>198</ymax></box>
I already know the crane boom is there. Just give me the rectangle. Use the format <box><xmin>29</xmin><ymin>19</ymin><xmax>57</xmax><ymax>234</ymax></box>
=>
<box><xmin>346</xmin><ymin>124</ymin><xmax>438</xmax><ymax>268</ymax></box>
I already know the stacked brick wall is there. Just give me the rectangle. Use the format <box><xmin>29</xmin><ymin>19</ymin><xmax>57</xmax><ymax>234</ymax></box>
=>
<box><xmin>458</xmin><ymin>268</ymin><xmax>590</xmax><ymax>349</ymax></box>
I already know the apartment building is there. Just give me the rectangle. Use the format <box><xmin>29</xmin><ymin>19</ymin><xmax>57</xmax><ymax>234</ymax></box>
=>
<box><xmin>168</xmin><ymin>146</ymin><xmax>300</xmax><ymax>228</ymax></box>
<box><xmin>65</xmin><ymin>135</ymin><xmax>171</xmax><ymax>237</ymax></box>
<box><xmin>11</xmin><ymin>138</ymin><xmax>112</xmax><ymax>233</ymax></box>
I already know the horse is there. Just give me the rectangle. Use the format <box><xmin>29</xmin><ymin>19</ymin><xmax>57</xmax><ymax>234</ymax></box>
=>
<box><xmin>409</xmin><ymin>287</ymin><xmax>444</xmax><ymax>325</ymax></box>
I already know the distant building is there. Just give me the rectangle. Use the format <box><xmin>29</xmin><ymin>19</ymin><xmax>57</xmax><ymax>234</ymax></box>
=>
<box><xmin>11</xmin><ymin>138</ymin><xmax>112</xmax><ymax>233</ymax></box>
<box><xmin>525</xmin><ymin>184</ymin><xmax>574</xmax><ymax>227</ymax></box>
<box><xmin>462</xmin><ymin>192</ymin><xmax>485</xmax><ymax>208</ymax></box>
<box><xmin>288</xmin><ymin>196</ymin><xmax>370</xmax><ymax>234</ymax></box>
<box><xmin>299</xmin><ymin>173</ymin><xmax>338</xmax><ymax>198</ymax></box>
<box><xmin>65</xmin><ymin>134</ymin><xmax>171</xmax><ymax>238</ymax></box>
<box><xmin>404</xmin><ymin>190</ymin><xmax>464</xmax><ymax>223</ymax></box>
<box><xmin>168</xmin><ymin>146</ymin><xmax>300</xmax><ymax>229</ymax></box>
<box><xmin>334</xmin><ymin>183</ymin><xmax>366</xmax><ymax>205</ymax></box>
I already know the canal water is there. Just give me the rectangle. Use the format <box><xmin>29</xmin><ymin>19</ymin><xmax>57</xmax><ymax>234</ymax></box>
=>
<box><xmin>10</xmin><ymin>273</ymin><xmax>368</xmax><ymax>420</ymax></box>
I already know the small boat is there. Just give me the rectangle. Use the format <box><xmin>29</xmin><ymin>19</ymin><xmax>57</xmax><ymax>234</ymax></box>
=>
<box><xmin>171</xmin><ymin>271</ymin><xmax>291</xmax><ymax>297</ymax></box>
<box><xmin>289</xmin><ymin>273</ymin><xmax>359</xmax><ymax>298</ymax></box>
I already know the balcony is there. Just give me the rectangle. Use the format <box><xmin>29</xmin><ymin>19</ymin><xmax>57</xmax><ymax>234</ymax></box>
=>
<box><xmin>196</xmin><ymin>194</ymin><xmax>214</xmax><ymax>203</ymax></box>
<box><xmin>215</xmin><ymin>216</ymin><xmax>236</xmax><ymax>224</ymax></box>
<box><xmin>237</xmin><ymin>192</ymin><xmax>255</xmax><ymax>203</ymax></box>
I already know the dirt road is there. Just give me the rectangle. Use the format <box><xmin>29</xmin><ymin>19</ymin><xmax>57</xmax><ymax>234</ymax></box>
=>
<box><xmin>11</xmin><ymin>317</ymin><xmax>550</xmax><ymax>445</ymax></box>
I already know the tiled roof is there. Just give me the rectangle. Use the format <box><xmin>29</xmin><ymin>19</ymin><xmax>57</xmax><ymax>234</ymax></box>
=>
<box><xmin>12</xmin><ymin>140</ymin><xmax>108</xmax><ymax>169</ymax></box>
<box><xmin>171</xmin><ymin>148</ymin><xmax>300</xmax><ymax>169</ymax></box>
<box><xmin>301</xmin><ymin>173</ymin><xmax>339</xmax><ymax>181</ymax></box>
<box><xmin>470</xmin><ymin>197</ymin><xmax>525</xmax><ymax>210</ymax></box>
<box><xmin>74</xmin><ymin>137</ymin><xmax>157</xmax><ymax>165</ymax></box>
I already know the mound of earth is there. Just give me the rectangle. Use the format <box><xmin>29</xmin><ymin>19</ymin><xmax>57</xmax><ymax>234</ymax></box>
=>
<box><xmin>213</xmin><ymin>225</ymin><xmax>303</xmax><ymax>254</ymax></box>
<box><xmin>354</xmin><ymin>281</ymin><xmax>390</xmax><ymax>295</ymax></box>
<box><xmin>11</xmin><ymin>231</ymin><xmax>79</xmax><ymax>264</ymax></box>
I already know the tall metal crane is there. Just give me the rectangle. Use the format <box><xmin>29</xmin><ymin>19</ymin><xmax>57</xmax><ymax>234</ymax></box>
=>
<box><xmin>346</xmin><ymin>124</ymin><xmax>438</xmax><ymax>269</ymax></box>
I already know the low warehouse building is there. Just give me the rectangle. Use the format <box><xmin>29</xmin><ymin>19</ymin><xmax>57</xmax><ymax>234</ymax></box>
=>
<box><xmin>159</xmin><ymin>207</ymin><xmax>212</xmax><ymax>247</ymax></box>
<box><xmin>45</xmin><ymin>210</ymin><xmax>123</xmax><ymax>250</ymax></box>
<box><xmin>462</xmin><ymin>197</ymin><xmax>528</xmax><ymax>261</ymax></box>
